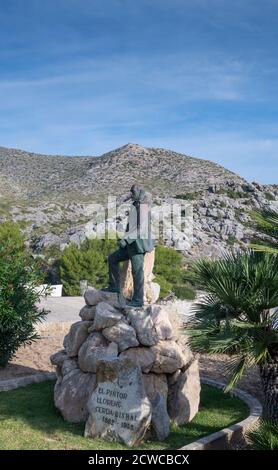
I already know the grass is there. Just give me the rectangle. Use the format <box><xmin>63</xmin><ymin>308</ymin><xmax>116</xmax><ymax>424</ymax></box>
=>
<box><xmin>0</xmin><ymin>381</ymin><xmax>249</xmax><ymax>450</ymax></box>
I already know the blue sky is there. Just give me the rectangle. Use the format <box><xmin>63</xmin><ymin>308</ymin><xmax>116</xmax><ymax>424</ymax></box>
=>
<box><xmin>0</xmin><ymin>0</ymin><xmax>278</xmax><ymax>183</ymax></box>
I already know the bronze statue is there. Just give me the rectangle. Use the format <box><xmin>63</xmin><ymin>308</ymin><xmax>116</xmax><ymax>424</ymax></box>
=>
<box><xmin>103</xmin><ymin>185</ymin><xmax>154</xmax><ymax>307</ymax></box>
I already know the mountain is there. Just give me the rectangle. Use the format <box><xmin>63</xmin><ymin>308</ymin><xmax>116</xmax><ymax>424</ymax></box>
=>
<box><xmin>0</xmin><ymin>143</ymin><xmax>244</xmax><ymax>201</ymax></box>
<box><xmin>0</xmin><ymin>143</ymin><xmax>277</xmax><ymax>259</ymax></box>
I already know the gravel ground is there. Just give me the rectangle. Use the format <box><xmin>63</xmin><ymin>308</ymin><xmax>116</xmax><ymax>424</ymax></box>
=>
<box><xmin>0</xmin><ymin>336</ymin><xmax>62</xmax><ymax>381</ymax></box>
<box><xmin>199</xmin><ymin>354</ymin><xmax>263</xmax><ymax>403</ymax></box>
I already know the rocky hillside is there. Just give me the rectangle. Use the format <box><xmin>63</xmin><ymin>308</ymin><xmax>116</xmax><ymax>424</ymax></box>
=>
<box><xmin>0</xmin><ymin>143</ymin><xmax>244</xmax><ymax>201</ymax></box>
<box><xmin>0</xmin><ymin>143</ymin><xmax>277</xmax><ymax>259</ymax></box>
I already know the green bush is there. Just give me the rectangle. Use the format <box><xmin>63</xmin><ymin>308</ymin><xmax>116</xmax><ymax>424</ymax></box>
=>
<box><xmin>0</xmin><ymin>223</ymin><xmax>47</xmax><ymax>368</ymax></box>
<box><xmin>216</xmin><ymin>188</ymin><xmax>250</xmax><ymax>199</ymax></box>
<box><xmin>226</xmin><ymin>235</ymin><xmax>237</xmax><ymax>246</ymax></box>
<box><xmin>153</xmin><ymin>274</ymin><xmax>173</xmax><ymax>299</ymax></box>
<box><xmin>264</xmin><ymin>192</ymin><xmax>276</xmax><ymax>202</ymax></box>
<box><xmin>58</xmin><ymin>239</ymin><xmax>196</xmax><ymax>300</ymax></box>
<box><xmin>59</xmin><ymin>238</ymin><xmax>118</xmax><ymax>296</ymax></box>
<box><xmin>176</xmin><ymin>192</ymin><xmax>199</xmax><ymax>201</ymax></box>
<box><xmin>154</xmin><ymin>245</ymin><xmax>196</xmax><ymax>300</ymax></box>
<box><xmin>0</xmin><ymin>221</ymin><xmax>25</xmax><ymax>255</ymax></box>
<box><xmin>172</xmin><ymin>285</ymin><xmax>196</xmax><ymax>300</ymax></box>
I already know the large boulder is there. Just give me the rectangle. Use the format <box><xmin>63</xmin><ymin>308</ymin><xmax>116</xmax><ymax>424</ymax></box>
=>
<box><xmin>91</xmin><ymin>302</ymin><xmax>123</xmax><ymax>331</ymax></box>
<box><xmin>121</xmin><ymin>250</ymin><xmax>158</xmax><ymax>304</ymax></box>
<box><xmin>161</xmin><ymin>303</ymin><xmax>182</xmax><ymax>340</ymax></box>
<box><xmin>54</xmin><ymin>369</ymin><xmax>96</xmax><ymax>423</ymax></box>
<box><xmin>79</xmin><ymin>305</ymin><xmax>96</xmax><ymax>321</ymax></box>
<box><xmin>149</xmin><ymin>305</ymin><xmax>174</xmax><ymax>340</ymax></box>
<box><xmin>143</xmin><ymin>373</ymin><xmax>170</xmax><ymax>441</ymax></box>
<box><xmin>167</xmin><ymin>359</ymin><xmax>201</xmax><ymax>425</ymax></box>
<box><xmin>102</xmin><ymin>321</ymin><xmax>139</xmax><ymax>352</ymax></box>
<box><xmin>150</xmin><ymin>340</ymin><xmax>185</xmax><ymax>374</ymax></box>
<box><xmin>63</xmin><ymin>321</ymin><xmax>92</xmax><ymax>357</ymax></box>
<box><xmin>61</xmin><ymin>358</ymin><xmax>79</xmax><ymax>376</ymax></box>
<box><xmin>78</xmin><ymin>332</ymin><xmax>118</xmax><ymax>373</ymax></box>
<box><xmin>145</xmin><ymin>282</ymin><xmax>160</xmax><ymax>304</ymax></box>
<box><xmin>84</xmin><ymin>287</ymin><xmax>103</xmax><ymax>306</ymax></box>
<box><xmin>127</xmin><ymin>308</ymin><xmax>159</xmax><ymax>346</ymax></box>
<box><xmin>85</xmin><ymin>357</ymin><xmax>152</xmax><ymax>447</ymax></box>
<box><xmin>50</xmin><ymin>350</ymin><xmax>67</xmax><ymax>367</ymax></box>
<box><xmin>84</xmin><ymin>288</ymin><xmax>121</xmax><ymax>308</ymax></box>
<box><xmin>119</xmin><ymin>347</ymin><xmax>155</xmax><ymax>373</ymax></box>
<box><xmin>177</xmin><ymin>339</ymin><xmax>194</xmax><ymax>366</ymax></box>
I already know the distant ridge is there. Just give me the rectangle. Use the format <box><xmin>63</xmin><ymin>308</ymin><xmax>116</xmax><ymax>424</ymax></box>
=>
<box><xmin>0</xmin><ymin>143</ymin><xmax>245</xmax><ymax>201</ymax></box>
<box><xmin>0</xmin><ymin>143</ymin><xmax>277</xmax><ymax>259</ymax></box>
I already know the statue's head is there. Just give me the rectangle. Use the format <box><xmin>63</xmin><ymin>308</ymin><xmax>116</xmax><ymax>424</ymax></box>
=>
<box><xmin>130</xmin><ymin>184</ymin><xmax>143</xmax><ymax>202</ymax></box>
<box><xmin>122</xmin><ymin>184</ymin><xmax>150</xmax><ymax>204</ymax></box>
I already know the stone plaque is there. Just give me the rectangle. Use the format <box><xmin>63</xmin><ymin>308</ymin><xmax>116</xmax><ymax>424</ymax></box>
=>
<box><xmin>85</xmin><ymin>356</ymin><xmax>151</xmax><ymax>447</ymax></box>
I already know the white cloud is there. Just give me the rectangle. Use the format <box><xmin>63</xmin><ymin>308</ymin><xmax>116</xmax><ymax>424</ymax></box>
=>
<box><xmin>0</xmin><ymin>53</ymin><xmax>248</xmax><ymax>102</ymax></box>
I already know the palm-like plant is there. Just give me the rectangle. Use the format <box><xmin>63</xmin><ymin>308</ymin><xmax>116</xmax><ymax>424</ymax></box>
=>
<box><xmin>250</xmin><ymin>209</ymin><xmax>278</xmax><ymax>253</ymax></box>
<box><xmin>187</xmin><ymin>250</ymin><xmax>278</xmax><ymax>423</ymax></box>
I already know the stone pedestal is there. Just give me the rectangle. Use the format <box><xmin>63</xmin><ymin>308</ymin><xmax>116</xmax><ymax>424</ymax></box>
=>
<box><xmin>50</xmin><ymin>286</ymin><xmax>201</xmax><ymax>447</ymax></box>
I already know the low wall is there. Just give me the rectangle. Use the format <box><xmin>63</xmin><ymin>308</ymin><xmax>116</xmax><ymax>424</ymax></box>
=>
<box><xmin>180</xmin><ymin>377</ymin><xmax>262</xmax><ymax>450</ymax></box>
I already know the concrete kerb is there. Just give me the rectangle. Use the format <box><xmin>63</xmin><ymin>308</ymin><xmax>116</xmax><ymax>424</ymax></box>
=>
<box><xmin>0</xmin><ymin>372</ymin><xmax>56</xmax><ymax>392</ymax></box>
<box><xmin>179</xmin><ymin>376</ymin><xmax>262</xmax><ymax>450</ymax></box>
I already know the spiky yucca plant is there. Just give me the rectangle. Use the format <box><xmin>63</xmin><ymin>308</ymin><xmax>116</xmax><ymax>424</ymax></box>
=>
<box><xmin>250</xmin><ymin>209</ymin><xmax>278</xmax><ymax>253</ymax></box>
<box><xmin>187</xmin><ymin>250</ymin><xmax>278</xmax><ymax>423</ymax></box>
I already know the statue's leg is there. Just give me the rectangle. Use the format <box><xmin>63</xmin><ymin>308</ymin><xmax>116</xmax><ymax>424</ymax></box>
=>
<box><xmin>108</xmin><ymin>248</ymin><xmax>129</xmax><ymax>292</ymax></box>
<box><xmin>130</xmin><ymin>253</ymin><xmax>145</xmax><ymax>306</ymax></box>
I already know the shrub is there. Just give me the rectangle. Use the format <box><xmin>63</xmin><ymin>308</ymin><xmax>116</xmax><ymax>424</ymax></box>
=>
<box><xmin>154</xmin><ymin>274</ymin><xmax>173</xmax><ymax>299</ymax></box>
<box><xmin>59</xmin><ymin>238</ymin><xmax>118</xmax><ymax>296</ymax></box>
<box><xmin>154</xmin><ymin>245</ymin><xmax>196</xmax><ymax>300</ymax></box>
<box><xmin>249</xmin><ymin>209</ymin><xmax>278</xmax><ymax>253</ymax></box>
<box><xmin>226</xmin><ymin>235</ymin><xmax>237</xmax><ymax>246</ymax></box>
<box><xmin>172</xmin><ymin>285</ymin><xmax>196</xmax><ymax>300</ymax></box>
<box><xmin>58</xmin><ymin>239</ymin><xmax>196</xmax><ymax>300</ymax></box>
<box><xmin>216</xmin><ymin>188</ymin><xmax>250</xmax><ymax>199</ymax></box>
<box><xmin>0</xmin><ymin>223</ymin><xmax>47</xmax><ymax>367</ymax></box>
<box><xmin>187</xmin><ymin>250</ymin><xmax>278</xmax><ymax>422</ymax></box>
<box><xmin>0</xmin><ymin>221</ymin><xmax>25</xmax><ymax>255</ymax></box>
<box><xmin>176</xmin><ymin>192</ymin><xmax>199</xmax><ymax>201</ymax></box>
<box><xmin>264</xmin><ymin>192</ymin><xmax>276</xmax><ymax>202</ymax></box>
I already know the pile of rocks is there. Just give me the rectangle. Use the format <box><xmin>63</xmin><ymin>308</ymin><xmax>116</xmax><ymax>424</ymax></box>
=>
<box><xmin>50</xmin><ymin>288</ymin><xmax>200</xmax><ymax>447</ymax></box>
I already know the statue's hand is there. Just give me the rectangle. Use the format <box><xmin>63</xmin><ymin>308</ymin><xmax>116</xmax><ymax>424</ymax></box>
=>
<box><xmin>118</xmin><ymin>239</ymin><xmax>127</xmax><ymax>248</ymax></box>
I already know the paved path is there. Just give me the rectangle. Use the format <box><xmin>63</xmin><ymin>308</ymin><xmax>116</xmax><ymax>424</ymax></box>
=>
<box><xmin>37</xmin><ymin>295</ymin><xmax>199</xmax><ymax>325</ymax></box>
<box><xmin>37</xmin><ymin>296</ymin><xmax>84</xmax><ymax>323</ymax></box>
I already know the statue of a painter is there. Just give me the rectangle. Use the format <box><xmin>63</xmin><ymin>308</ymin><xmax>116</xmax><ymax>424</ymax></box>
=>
<box><xmin>103</xmin><ymin>184</ymin><xmax>154</xmax><ymax>307</ymax></box>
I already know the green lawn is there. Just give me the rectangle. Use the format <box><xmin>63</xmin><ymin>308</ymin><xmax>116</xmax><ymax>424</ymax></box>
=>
<box><xmin>0</xmin><ymin>381</ymin><xmax>249</xmax><ymax>450</ymax></box>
